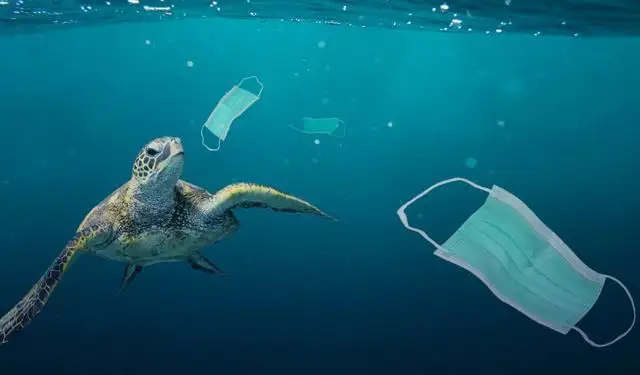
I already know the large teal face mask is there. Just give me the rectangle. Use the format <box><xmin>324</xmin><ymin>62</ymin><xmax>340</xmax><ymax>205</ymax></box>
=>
<box><xmin>397</xmin><ymin>177</ymin><xmax>636</xmax><ymax>348</ymax></box>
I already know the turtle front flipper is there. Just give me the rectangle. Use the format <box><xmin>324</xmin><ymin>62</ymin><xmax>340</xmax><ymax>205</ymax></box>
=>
<box><xmin>205</xmin><ymin>183</ymin><xmax>336</xmax><ymax>220</ymax></box>
<box><xmin>0</xmin><ymin>223</ymin><xmax>113</xmax><ymax>346</ymax></box>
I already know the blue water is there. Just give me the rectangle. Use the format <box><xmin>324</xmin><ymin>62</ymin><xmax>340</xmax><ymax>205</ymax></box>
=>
<box><xmin>2</xmin><ymin>0</ymin><xmax>640</xmax><ymax>36</ymax></box>
<box><xmin>0</xmin><ymin>17</ymin><xmax>639</xmax><ymax>374</ymax></box>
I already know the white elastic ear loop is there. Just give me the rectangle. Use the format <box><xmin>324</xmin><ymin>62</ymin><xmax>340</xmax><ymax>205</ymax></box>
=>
<box><xmin>200</xmin><ymin>125</ymin><xmax>222</xmax><ymax>152</ymax></box>
<box><xmin>288</xmin><ymin>123</ymin><xmax>310</xmax><ymax>134</ymax></box>
<box><xmin>396</xmin><ymin>177</ymin><xmax>491</xmax><ymax>249</ymax></box>
<box><xmin>572</xmin><ymin>275</ymin><xmax>636</xmax><ymax>348</ymax></box>
<box><xmin>332</xmin><ymin>120</ymin><xmax>347</xmax><ymax>138</ymax></box>
<box><xmin>238</xmin><ymin>75</ymin><xmax>264</xmax><ymax>97</ymax></box>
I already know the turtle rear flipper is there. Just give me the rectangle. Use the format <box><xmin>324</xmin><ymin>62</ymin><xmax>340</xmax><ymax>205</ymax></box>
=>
<box><xmin>0</xmin><ymin>224</ymin><xmax>113</xmax><ymax>345</ymax></box>
<box><xmin>188</xmin><ymin>252</ymin><xmax>224</xmax><ymax>275</ymax></box>
<box><xmin>117</xmin><ymin>264</ymin><xmax>143</xmax><ymax>295</ymax></box>
<box><xmin>207</xmin><ymin>183</ymin><xmax>337</xmax><ymax>220</ymax></box>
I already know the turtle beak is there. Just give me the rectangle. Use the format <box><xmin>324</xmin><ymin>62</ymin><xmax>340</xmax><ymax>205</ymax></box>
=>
<box><xmin>169</xmin><ymin>137</ymin><xmax>184</xmax><ymax>157</ymax></box>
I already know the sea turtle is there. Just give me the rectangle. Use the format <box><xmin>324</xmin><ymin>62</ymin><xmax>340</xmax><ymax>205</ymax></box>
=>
<box><xmin>0</xmin><ymin>136</ymin><xmax>334</xmax><ymax>345</ymax></box>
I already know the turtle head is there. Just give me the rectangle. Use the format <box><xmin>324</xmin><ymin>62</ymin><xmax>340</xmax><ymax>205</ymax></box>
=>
<box><xmin>132</xmin><ymin>136</ymin><xmax>184</xmax><ymax>193</ymax></box>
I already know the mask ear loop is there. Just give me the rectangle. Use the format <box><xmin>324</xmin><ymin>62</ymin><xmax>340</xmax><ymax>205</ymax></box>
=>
<box><xmin>330</xmin><ymin>119</ymin><xmax>347</xmax><ymax>138</ymax></box>
<box><xmin>288</xmin><ymin>123</ymin><xmax>311</xmax><ymax>134</ymax></box>
<box><xmin>200</xmin><ymin>124</ymin><xmax>222</xmax><ymax>152</ymax></box>
<box><xmin>397</xmin><ymin>177</ymin><xmax>491</xmax><ymax>249</ymax></box>
<box><xmin>572</xmin><ymin>274</ymin><xmax>636</xmax><ymax>348</ymax></box>
<box><xmin>238</xmin><ymin>76</ymin><xmax>264</xmax><ymax>98</ymax></box>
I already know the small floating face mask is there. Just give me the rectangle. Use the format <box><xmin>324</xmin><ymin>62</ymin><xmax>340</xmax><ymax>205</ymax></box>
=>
<box><xmin>200</xmin><ymin>76</ymin><xmax>264</xmax><ymax>152</ymax></box>
<box><xmin>289</xmin><ymin>117</ymin><xmax>346</xmax><ymax>138</ymax></box>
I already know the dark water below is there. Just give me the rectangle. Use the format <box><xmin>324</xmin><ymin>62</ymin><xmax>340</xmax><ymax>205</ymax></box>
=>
<box><xmin>1</xmin><ymin>0</ymin><xmax>640</xmax><ymax>36</ymax></box>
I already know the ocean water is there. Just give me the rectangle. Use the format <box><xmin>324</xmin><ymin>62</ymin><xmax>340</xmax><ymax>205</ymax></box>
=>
<box><xmin>0</xmin><ymin>2</ymin><xmax>640</xmax><ymax>374</ymax></box>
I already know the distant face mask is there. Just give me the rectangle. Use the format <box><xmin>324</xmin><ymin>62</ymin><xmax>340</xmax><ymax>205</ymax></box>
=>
<box><xmin>200</xmin><ymin>76</ymin><xmax>264</xmax><ymax>151</ymax></box>
<box><xmin>289</xmin><ymin>117</ymin><xmax>346</xmax><ymax>138</ymax></box>
<box><xmin>397</xmin><ymin>177</ymin><xmax>636</xmax><ymax>348</ymax></box>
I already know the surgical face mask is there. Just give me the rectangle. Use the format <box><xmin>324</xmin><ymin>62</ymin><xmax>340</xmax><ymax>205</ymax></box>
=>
<box><xmin>289</xmin><ymin>117</ymin><xmax>346</xmax><ymax>138</ymax></box>
<box><xmin>200</xmin><ymin>76</ymin><xmax>264</xmax><ymax>152</ymax></box>
<box><xmin>397</xmin><ymin>177</ymin><xmax>636</xmax><ymax>348</ymax></box>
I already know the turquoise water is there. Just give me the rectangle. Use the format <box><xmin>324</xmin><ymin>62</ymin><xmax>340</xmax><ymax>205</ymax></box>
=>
<box><xmin>0</xmin><ymin>16</ymin><xmax>639</xmax><ymax>374</ymax></box>
<box><xmin>2</xmin><ymin>0</ymin><xmax>639</xmax><ymax>36</ymax></box>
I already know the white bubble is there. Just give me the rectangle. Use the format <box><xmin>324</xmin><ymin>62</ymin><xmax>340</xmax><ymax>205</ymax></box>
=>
<box><xmin>464</xmin><ymin>157</ymin><xmax>478</xmax><ymax>169</ymax></box>
<box><xmin>440</xmin><ymin>3</ymin><xmax>449</xmax><ymax>11</ymax></box>
<box><xmin>497</xmin><ymin>120</ymin><xmax>505</xmax><ymax>127</ymax></box>
<box><xmin>387</xmin><ymin>121</ymin><xmax>393</xmax><ymax>128</ymax></box>
<box><xmin>317</xmin><ymin>40</ymin><xmax>326</xmax><ymax>49</ymax></box>
<box><xmin>186</xmin><ymin>60</ymin><xmax>194</xmax><ymax>68</ymax></box>
<box><xmin>314</xmin><ymin>139</ymin><xmax>320</xmax><ymax>145</ymax></box>
<box><xmin>144</xmin><ymin>39</ymin><xmax>151</xmax><ymax>45</ymax></box>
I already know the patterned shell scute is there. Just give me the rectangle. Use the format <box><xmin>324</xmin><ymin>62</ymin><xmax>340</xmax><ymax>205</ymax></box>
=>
<box><xmin>82</xmin><ymin>180</ymin><xmax>238</xmax><ymax>265</ymax></box>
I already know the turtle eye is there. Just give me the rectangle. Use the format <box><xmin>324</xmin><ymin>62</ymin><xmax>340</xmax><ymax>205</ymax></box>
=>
<box><xmin>146</xmin><ymin>147</ymin><xmax>159</xmax><ymax>156</ymax></box>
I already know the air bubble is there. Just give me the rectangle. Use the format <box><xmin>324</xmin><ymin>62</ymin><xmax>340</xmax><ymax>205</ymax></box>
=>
<box><xmin>464</xmin><ymin>157</ymin><xmax>478</xmax><ymax>169</ymax></box>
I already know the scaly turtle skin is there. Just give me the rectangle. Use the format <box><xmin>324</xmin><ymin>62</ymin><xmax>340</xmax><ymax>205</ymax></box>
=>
<box><xmin>0</xmin><ymin>136</ymin><xmax>334</xmax><ymax>345</ymax></box>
